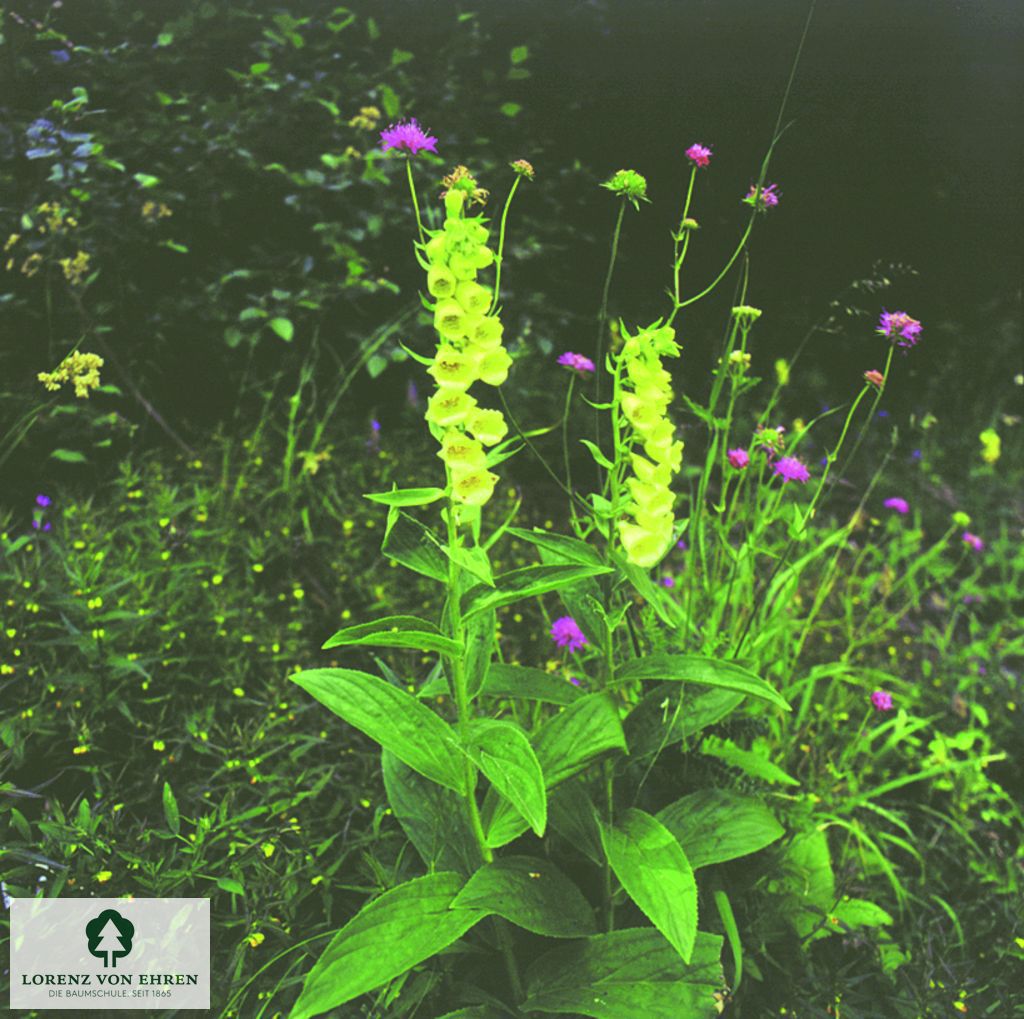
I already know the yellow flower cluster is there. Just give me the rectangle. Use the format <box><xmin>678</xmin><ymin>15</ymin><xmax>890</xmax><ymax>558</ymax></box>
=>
<box><xmin>36</xmin><ymin>201</ymin><xmax>78</xmax><ymax>234</ymax></box>
<box><xmin>616</xmin><ymin>321</ymin><xmax>683</xmax><ymax>568</ymax></box>
<box><xmin>979</xmin><ymin>428</ymin><xmax>1001</xmax><ymax>465</ymax></box>
<box><xmin>59</xmin><ymin>250</ymin><xmax>91</xmax><ymax>286</ymax></box>
<box><xmin>347</xmin><ymin>105</ymin><xmax>381</xmax><ymax>131</ymax></box>
<box><xmin>422</xmin><ymin>178</ymin><xmax>510</xmax><ymax>507</ymax></box>
<box><xmin>38</xmin><ymin>351</ymin><xmax>104</xmax><ymax>398</ymax></box>
<box><xmin>141</xmin><ymin>201</ymin><xmax>173</xmax><ymax>221</ymax></box>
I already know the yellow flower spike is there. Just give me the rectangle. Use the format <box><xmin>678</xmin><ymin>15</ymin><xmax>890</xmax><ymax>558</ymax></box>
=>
<box><xmin>465</xmin><ymin>407</ymin><xmax>508</xmax><ymax>446</ymax></box>
<box><xmin>451</xmin><ymin>467</ymin><xmax>499</xmax><ymax>506</ymax></box>
<box><xmin>477</xmin><ymin>347</ymin><xmax>513</xmax><ymax>387</ymax></box>
<box><xmin>426</xmin><ymin>389</ymin><xmax>477</xmax><ymax>428</ymax></box>
<box><xmin>621</xmin><ymin>393</ymin><xmax>660</xmax><ymax>432</ymax></box>
<box><xmin>427</xmin><ymin>347</ymin><xmax>477</xmax><ymax>390</ymax></box>
<box><xmin>438</xmin><ymin>430</ymin><xmax>487</xmax><ymax>469</ymax></box>
<box><xmin>630</xmin><ymin>453</ymin><xmax>672</xmax><ymax>486</ymax></box>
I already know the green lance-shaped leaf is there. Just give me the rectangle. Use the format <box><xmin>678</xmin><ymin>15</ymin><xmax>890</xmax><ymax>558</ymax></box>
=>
<box><xmin>463</xmin><ymin>608</ymin><xmax>495</xmax><ymax>701</ymax></box>
<box><xmin>461</xmin><ymin>563</ymin><xmax>612</xmax><ymax>621</ymax></box>
<box><xmin>481</xmin><ymin>663</ymin><xmax>584</xmax><ymax>705</ymax></box>
<box><xmin>162</xmin><ymin>781</ymin><xmax>180</xmax><ymax>836</ymax></box>
<box><xmin>533</xmin><ymin>692</ymin><xmax>628</xmax><ymax>787</ymax></box>
<box><xmin>463</xmin><ymin>719</ymin><xmax>547</xmax><ymax>837</ymax></box>
<box><xmin>699</xmin><ymin>735</ymin><xmax>799</xmax><ymax>786</ymax></box>
<box><xmin>382</xmin><ymin>508</ymin><xmax>449</xmax><ymax>582</ymax></box>
<box><xmin>600</xmin><ymin>808</ymin><xmax>698</xmax><ymax>964</ymax></box>
<box><xmin>450</xmin><ymin>856</ymin><xmax>598</xmax><ymax>938</ymax></box>
<box><xmin>616</xmin><ymin>654</ymin><xmax>790</xmax><ymax>712</ymax></box>
<box><xmin>522</xmin><ymin>928</ymin><xmax>724</xmax><ymax>1019</ymax></box>
<box><xmin>382</xmin><ymin>752</ymin><xmax>478</xmax><ymax>875</ymax></box>
<box><xmin>776</xmin><ymin>828</ymin><xmax>836</xmax><ymax>940</ymax></box>
<box><xmin>321</xmin><ymin>615</ymin><xmax>463</xmax><ymax>657</ymax></box>
<box><xmin>657</xmin><ymin>789</ymin><xmax>785</xmax><ymax>869</ymax></box>
<box><xmin>365</xmin><ymin>486</ymin><xmax>446</xmax><ymax>507</ymax></box>
<box><xmin>291</xmin><ymin>668</ymin><xmax>467</xmax><ymax>793</ymax></box>
<box><xmin>505</xmin><ymin>527</ymin><xmax>605</xmax><ymax>567</ymax></box>
<box><xmin>624</xmin><ymin>684</ymin><xmax>744</xmax><ymax>757</ymax></box>
<box><xmin>290</xmin><ymin>872</ymin><xmax>486</xmax><ymax>1019</ymax></box>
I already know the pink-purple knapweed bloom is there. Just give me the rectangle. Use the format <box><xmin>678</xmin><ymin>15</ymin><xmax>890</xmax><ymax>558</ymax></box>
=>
<box><xmin>558</xmin><ymin>351</ymin><xmax>596</xmax><ymax>374</ymax></box>
<box><xmin>660</xmin><ymin>575</ymin><xmax>675</xmax><ymax>588</ymax></box>
<box><xmin>877</xmin><ymin>310</ymin><xmax>922</xmax><ymax>350</ymax></box>
<box><xmin>743</xmin><ymin>182</ymin><xmax>780</xmax><ymax>211</ymax></box>
<box><xmin>773</xmin><ymin>456</ymin><xmax>810</xmax><ymax>484</ymax></box>
<box><xmin>379</xmin><ymin>118</ymin><xmax>438</xmax><ymax>156</ymax></box>
<box><xmin>962</xmin><ymin>531</ymin><xmax>984</xmax><ymax>553</ymax></box>
<box><xmin>884</xmin><ymin>497</ymin><xmax>910</xmax><ymax>515</ymax></box>
<box><xmin>727</xmin><ymin>448</ymin><xmax>750</xmax><ymax>470</ymax></box>
<box><xmin>551</xmin><ymin>616</ymin><xmax>587</xmax><ymax>653</ymax></box>
<box><xmin>863</xmin><ymin>369</ymin><xmax>885</xmax><ymax>390</ymax></box>
<box><xmin>871</xmin><ymin>690</ymin><xmax>894</xmax><ymax>712</ymax></box>
<box><xmin>36</xmin><ymin>493</ymin><xmax>51</xmax><ymax>507</ymax></box>
<box><xmin>685</xmin><ymin>143</ymin><xmax>712</xmax><ymax>168</ymax></box>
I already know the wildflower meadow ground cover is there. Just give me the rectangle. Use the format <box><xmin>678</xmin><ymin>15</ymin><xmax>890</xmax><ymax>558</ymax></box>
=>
<box><xmin>1</xmin><ymin>3</ymin><xmax>1022</xmax><ymax>1018</ymax></box>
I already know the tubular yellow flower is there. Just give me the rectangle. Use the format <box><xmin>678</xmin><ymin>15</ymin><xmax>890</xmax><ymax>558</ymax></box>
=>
<box><xmin>426</xmin><ymin>388</ymin><xmax>477</xmax><ymax>428</ymax></box>
<box><xmin>466</xmin><ymin>407</ymin><xmax>508</xmax><ymax>446</ymax></box>
<box><xmin>451</xmin><ymin>467</ymin><xmax>499</xmax><ymax>506</ymax></box>
<box><xmin>434</xmin><ymin>300</ymin><xmax>468</xmax><ymax>342</ymax></box>
<box><xmin>428</xmin><ymin>347</ymin><xmax>477</xmax><ymax>390</ymax></box>
<box><xmin>427</xmin><ymin>264</ymin><xmax>457</xmax><ymax>299</ymax></box>
<box><xmin>454</xmin><ymin>280</ymin><xmax>491</xmax><ymax>316</ymax></box>
<box><xmin>438</xmin><ymin>430</ymin><xmax>487</xmax><ymax>469</ymax></box>
<box><xmin>477</xmin><ymin>347</ymin><xmax>513</xmax><ymax>386</ymax></box>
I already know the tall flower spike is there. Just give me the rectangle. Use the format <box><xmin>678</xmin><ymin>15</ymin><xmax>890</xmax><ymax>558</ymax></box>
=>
<box><xmin>420</xmin><ymin>183</ymin><xmax>509</xmax><ymax>507</ymax></box>
<box><xmin>615</xmin><ymin>321</ymin><xmax>683</xmax><ymax>569</ymax></box>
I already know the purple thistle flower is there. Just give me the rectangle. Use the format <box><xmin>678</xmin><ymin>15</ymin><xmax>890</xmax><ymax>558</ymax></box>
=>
<box><xmin>742</xmin><ymin>182</ymin><xmax>780</xmax><ymax>211</ymax></box>
<box><xmin>883</xmin><ymin>497</ymin><xmax>910</xmax><ymax>515</ymax></box>
<box><xmin>772</xmin><ymin>456</ymin><xmax>810</xmax><ymax>484</ymax></box>
<box><xmin>557</xmin><ymin>351</ymin><xmax>596</xmax><ymax>374</ymax></box>
<box><xmin>551</xmin><ymin>616</ymin><xmax>587</xmax><ymax>653</ymax></box>
<box><xmin>685</xmin><ymin>143</ymin><xmax>712</xmax><ymax>168</ymax></box>
<box><xmin>379</xmin><ymin>118</ymin><xmax>438</xmax><ymax>156</ymax></box>
<box><xmin>727</xmin><ymin>448</ymin><xmax>750</xmax><ymax>470</ymax></box>
<box><xmin>660</xmin><ymin>575</ymin><xmax>675</xmax><ymax>588</ymax></box>
<box><xmin>871</xmin><ymin>690</ymin><xmax>894</xmax><ymax>712</ymax></box>
<box><xmin>568</xmin><ymin>675</ymin><xmax>583</xmax><ymax>687</ymax></box>
<box><xmin>962</xmin><ymin>531</ymin><xmax>984</xmax><ymax>553</ymax></box>
<box><xmin>877</xmin><ymin>309</ymin><xmax>922</xmax><ymax>350</ymax></box>
<box><xmin>676</xmin><ymin>538</ymin><xmax>688</xmax><ymax>551</ymax></box>
<box><xmin>36</xmin><ymin>494</ymin><xmax>52</xmax><ymax>507</ymax></box>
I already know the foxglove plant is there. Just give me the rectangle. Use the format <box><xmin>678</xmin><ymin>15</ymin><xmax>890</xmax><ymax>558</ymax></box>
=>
<box><xmin>286</xmin><ymin>109</ymin><xmax>945</xmax><ymax>1018</ymax></box>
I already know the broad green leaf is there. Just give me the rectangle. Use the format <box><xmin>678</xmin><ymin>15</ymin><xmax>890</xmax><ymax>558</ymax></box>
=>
<box><xmin>617</xmin><ymin>654</ymin><xmax>790</xmax><ymax>712</ymax></box>
<box><xmin>614</xmin><ymin>553</ymin><xmax>690</xmax><ymax>631</ymax></box>
<box><xmin>291</xmin><ymin>873</ymin><xmax>485</xmax><ymax>1018</ymax></box>
<box><xmin>601</xmin><ymin>809</ymin><xmax>698</xmax><ymax>963</ymax></box>
<box><xmin>464</xmin><ymin>608</ymin><xmax>495</xmax><ymax>700</ymax></box>
<box><xmin>451</xmin><ymin>856</ymin><xmax>597</xmax><ymax>938</ymax></box>
<box><xmin>482</xmin><ymin>664</ymin><xmax>583</xmax><ymax>705</ymax></box>
<box><xmin>624</xmin><ymin>685</ymin><xmax>744</xmax><ymax>757</ymax></box>
<box><xmin>321</xmin><ymin>614</ymin><xmax>461</xmax><ymax>657</ymax></box>
<box><xmin>700</xmin><ymin>735</ymin><xmax>799</xmax><ymax>786</ymax></box>
<box><xmin>382</xmin><ymin>508</ymin><xmax>448</xmax><ymax>583</ymax></box>
<box><xmin>506</xmin><ymin>528</ymin><xmax>604</xmax><ymax>567</ymax></box>
<box><xmin>162</xmin><ymin>781</ymin><xmax>180</xmax><ymax>836</ymax></box>
<box><xmin>657</xmin><ymin>789</ymin><xmax>785</xmax><ymax>869</ymax></box>
<box><xmin>548</xmin><ymin>782</ymin><xmax>603</xmax><ymax>865</ymax></box>
<box><xmin>461</xmin><ymin>564</ymin><xmax>611</xmax><ymax>621</ymax></box>
<box><xmin>522</xmin><ymin>928</ymin><xmax>724</xmax><ymax>1019</ymax></box>
<box><xmin>365</xmin><ymin>487</ymin><xmax>445</xmax><ymax>507</ymax></box>
<box><xmin>533</xmin><ymin>692</ymin><xmax>627</xmax><ymax>787</ymax></box>
<box><xmin>291</xmin><ymin>668</ymin><xmax>466</xmax><ymax>793</ymax></box>
<box><xmin>464</xmin><ymin>719</ymin><xmax>546</xmax><ymax>836</ymax></box>
<box><xmin>269</xmin><ymin>317</ymin><xmax>294</xmax><ymax>342</ymax></box>
<box><xmin>480</xmin><ymin>787</ymin><xmax>530</xmax><ymax>849</ymax></box>
<box><xmin>382</xmin><ymin>751</ymin><xmax>477</xmax><ymax>875</ymax></box>
<box><xmin>446</xmin><ymin>544</ymin><xmax>494</xmax><ymax>587</ymax></box>
<box><xmin>776</xmin><ymin>828</ymin><xmax>836</xmax><ymax>939</ymax></box>
<box><xmin>829</xmin><ymin>896</ymin><xmax>893</xmax><ymax>930</ymax></box>
<box><xmin>216</xmin><ymin>877</ymin><xmax>244</xmax><ymax>896</ymax></box>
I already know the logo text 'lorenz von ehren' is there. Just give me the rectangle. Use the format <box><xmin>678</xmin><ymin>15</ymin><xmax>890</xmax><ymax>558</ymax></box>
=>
<box><xmin>10</xmin><ymin>897</ymin><xmax>210</xmax><ymax>1010</ymax></box>
<box><xmin>85</xmin><ymin>909</ymin><xmax>135</xmax><ymax>968</ymax></box>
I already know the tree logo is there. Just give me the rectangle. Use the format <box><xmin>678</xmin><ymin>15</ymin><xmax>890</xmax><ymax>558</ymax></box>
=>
<box><xmin>85</xmin><ymin>909</ymin><xmax>135</xmax><ymax>968</ymax></box>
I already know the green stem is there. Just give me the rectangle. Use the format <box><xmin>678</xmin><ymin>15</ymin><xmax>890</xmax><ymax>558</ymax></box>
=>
<box><xmin>490</xmin><ymin>176</ymin><xmax>522</xmax><ymax>314</ymax></box>
<box><xmin>595</xmin><ymin>201</ymin><xmax>626</xmax><ymax>447</ymax></box>
<box><xmin>404</xmin><ymin>157</ymin><xmax>425</xmax><ymax>243</ymax></box>
<box><xmin>561</xmin><ymin>374</ymin><xmax>578</xmax><ymax>528</ymax></box>
<box><xmin>442</xmin><ymin>486</ymin><xmax>523</xmax><ymax>1004</ymax></box>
